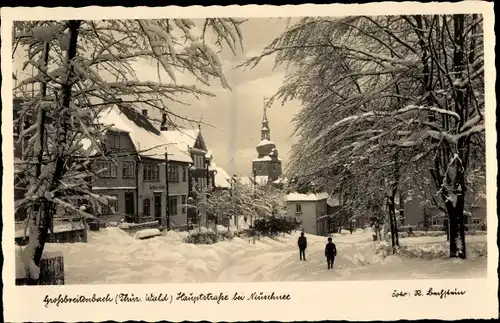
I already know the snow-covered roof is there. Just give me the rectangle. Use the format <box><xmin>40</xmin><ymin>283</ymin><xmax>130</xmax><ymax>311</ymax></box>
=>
<box><xmin>162</xmin><ymin>128</ymin><xmax>203</xmax><ymax>156</ymax></box>
<box><xmin>253</xmin><ymin>156</ymin><xmax>272</xmax><ymax>162</ymax></box>
<box><xmin>257</xmin><ymin>139</ymin><xmax>275</xmax><ymax>147</ymax></box>
<box><xmin>212</xmin><ymin>162</ymin><xmax>232</xmax><ymax>189</ymax></box>
<box><xmin>95</xmin><ymin>105</ymin><xmax>192</xmax><ymax>163</ymax></box>
<box><xmin>285</xmin><ymin>192</ymin><xmax>329</xmax><ymax>202</ymax></box>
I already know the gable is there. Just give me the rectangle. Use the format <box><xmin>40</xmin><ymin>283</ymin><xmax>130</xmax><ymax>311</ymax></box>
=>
<box><xmin>194</xmin><ymin>132</ymin><xmax>207</xmax><ymax>151</ymax></box>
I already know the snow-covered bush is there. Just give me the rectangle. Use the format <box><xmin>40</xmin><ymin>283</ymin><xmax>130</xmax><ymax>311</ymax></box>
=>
<box><xmin>252</xmin><ymin>215</ymin><xmax>301</xmax><ymax>236</ymax></box>
<box><xmin>376</xmin><ymin>241</ymin><xmax>487</xmax><ymax>260</ymax></box>
<box><xmin>466</xmin><ymin>230</ymin><xmax>487</xmax><ymax>236</ymax></box>
<box><xmin>397</xmin><ymin>231</ymin><xmax>446</xmax><ymax>239</ymax></box>
<box><xmin>183</xmin><ymin>230</ymin><xmax>234</xmax><ymax>245</ymax></box>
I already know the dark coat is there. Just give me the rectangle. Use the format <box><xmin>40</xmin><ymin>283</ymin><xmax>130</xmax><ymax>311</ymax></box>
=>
<box><xmin>325</xmin><ymin>242</ymin><xmax>337</xmax><ymax>258</ymax></box>
<box><xmin>297</xmin><ymin>236</ymin><xmax>307</xmax><ymax>249</ymax></box>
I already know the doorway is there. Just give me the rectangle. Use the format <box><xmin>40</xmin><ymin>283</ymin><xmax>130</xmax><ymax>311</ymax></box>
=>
<box><xmin>154</xmin><ymin>193</ymin><xmax>162</xmax><ymax>223</ymax></box>
<box><xmin>124</xmin><ymin>192</ymin><xmax>135</xmax><ymax>222</ymax></box>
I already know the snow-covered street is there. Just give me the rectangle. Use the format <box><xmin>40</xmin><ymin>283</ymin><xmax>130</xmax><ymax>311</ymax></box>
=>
<box><xmin>44</xmin><ymin>228</ymin><xmax>487</xmax><ymax>284</ymax></box>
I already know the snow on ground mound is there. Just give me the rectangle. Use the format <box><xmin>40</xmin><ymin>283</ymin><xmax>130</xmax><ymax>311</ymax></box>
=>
<box><xmin>135</xmin><ymin>229</ymin><xmax>162</xmax><ymax>240</ymax></box>
<box><xmin>375</xmin><ymin>235</ymin><xmax>487</xmax><ymax>260</ymax></box>
<box><xmin>15</xmin><ymin>245</ymin><xmax>27</xmax><ymax>279</ymax></box>
<box><xmin>163</xmin><ymin>230</ymin><xmax>189</xmax><ymax>244</ymax></box>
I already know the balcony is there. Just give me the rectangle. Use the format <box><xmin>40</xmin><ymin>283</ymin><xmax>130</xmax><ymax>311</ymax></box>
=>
<box><xmin>189</xmin><ymin>167</ymin><xmax>212</xmax><ymax>178</ymax></box>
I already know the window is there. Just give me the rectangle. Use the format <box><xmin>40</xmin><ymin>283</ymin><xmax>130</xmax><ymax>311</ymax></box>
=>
<box><xmin>97</xmin><ymin>160</ymin><xmax>117</xmax><ymax>178</ymax></box>
<box><xmin>182</xmin><ymin>167</ymin><xmax>187</xmax><ymax>182</ymax></box>
<box><xmin>181</xmin><ymin>195</ymin><xmax>187</xmax><ymax>213</ymax></box>
<box><xmin>108</xmin><ymin>133</ymin><xmax>120</xmax><ymax>149</ymax></box>
<box><xmin>431</xmin><ymin>219</ymin><xmax>441</xmax><ymax>226</ymax></box>
<box><xmin>272</xmin><ymin>163</ymin><xmax>276</xmax><ymax>171</ymax></box>
<box><xmin>472</xmin><ymin>218</ymin><xmax>481</xmax><ymax>225</ymax></box>
<box><xmin>168</xmin><ymin>196</ymin><xmax>178</xmax><ymax>216</ymax></box>
<box><xmin>143</xmin><ymin>164</ymin><xmax>159</xmax><ymax>181</ymax></box>
<box><xmin>296</xmin><ymin>203</ymin><xmax>302</xmax><ymax>214</ymax></box>
<box><xmin>168</xmin><ymin>165</ymin><xmax>179</xmax><ymax>182</ymax></box>
<box><xmin>143</xmin><ymin>198</ymin><xmax>151</xmax><ymax>217</ymax></box>
<box><xmin>122</xmin><ymin>161</ymin><xmax>135</xmax><ymax>178</ymax></box>
<box><xmin>194</xmin><ymin>154</ymin><xmax>205</xmax><ymax>168</ymax></box>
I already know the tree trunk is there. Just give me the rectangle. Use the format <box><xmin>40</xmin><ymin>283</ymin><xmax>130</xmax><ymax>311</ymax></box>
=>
<box><xmin>39</xmin><ymin>253</ymin><xmax>65</xmax><ymax>285</ymax></box>
<box><xmin>33</xmin><ymin>20</ymin><xmax>82</xmax><ymax>268</ymax></box>
<box><xmin>388</xmin><ymin>201</ymin><xmax>396</xmax><ymax>252</ymax></box>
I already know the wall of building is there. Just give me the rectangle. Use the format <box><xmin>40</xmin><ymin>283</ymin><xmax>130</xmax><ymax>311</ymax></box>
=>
<box><xmin>92</xmin><ymin>131</ymin><xmax>138</xmax><ymax>190</ymax></box>
<box><xmin>138</xmin><ymin>158</ymin><xmax>190</xmax><ymax>223</ymax></box>
<box><xmin>287</xmin><ymin>200</ymin><xmax>318</xmax><ymax>235</ymax></box>
<box><xmin>403</xmin><ymin>198</ymin><xmax>442</xmax><ymax>226</ymax></box>
<box><xmin>92</xmin><ymin>188</ymin><xmax>135</xmax><ymax>216</ymax></box>
<box><xmin>403</xmin><ymin>197</ymin><xmax>487</xmax><ymax>227</ymax></box>
<box><xmin>252</xmin><ymin>159</ymin><xmax>282</xmax><ymax>181</ymax></box>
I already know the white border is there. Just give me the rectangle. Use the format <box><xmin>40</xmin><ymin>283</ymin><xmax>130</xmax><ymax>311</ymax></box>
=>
<box><xmin>1</xmin><ymin>2</ymin><xmax>497</xmax><ymax>322</ymax></box>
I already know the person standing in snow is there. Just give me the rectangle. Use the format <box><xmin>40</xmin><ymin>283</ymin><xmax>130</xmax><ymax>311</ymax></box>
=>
<box><xmin>325</xmin><ymin>237</ymin><xmax>337</xmax><ymax>270</ymax></box>
<box><xmin>297</xmin><ymin>231</ymin><xmax>307</xmax><ymax>261</ymax></box>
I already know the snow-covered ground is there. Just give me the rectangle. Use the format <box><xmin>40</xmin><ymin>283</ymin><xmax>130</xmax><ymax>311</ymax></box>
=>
<box><xmin>43</xmin><ymin>228</ymin><xmax>487</xmax><ymax>284</ymax></box>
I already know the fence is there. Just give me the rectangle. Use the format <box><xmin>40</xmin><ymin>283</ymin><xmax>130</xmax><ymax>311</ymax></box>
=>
<box><xmin>15</xmin><ymin>222</ymin><xmax>87</xmax><ymax>246</ymax></box>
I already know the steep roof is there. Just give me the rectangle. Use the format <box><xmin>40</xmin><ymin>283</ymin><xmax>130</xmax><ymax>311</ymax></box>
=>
<box><xmin>285</xmin><ymin>192</ymin><xmax>329</xmax><ymax>202</ymax></box>
<box><xmin>93</xmin><ymin>105</ymin><xmax>192</xmax><ymax>163</ymax></box>
<box><xmin>161</xmin><ymin>127</ymin><xmax>207</xmax><ymax>156</ymax></box>
<box><xmin>212</xmin><ymin>162</ymin><xmax>232</xmax><ymax>189</ymax></box>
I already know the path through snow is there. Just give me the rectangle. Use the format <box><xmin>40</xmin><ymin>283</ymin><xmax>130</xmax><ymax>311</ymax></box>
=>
<box><xmin>43</xmin><ymin>228</ymin><xmax>487</xmax><ymax>284</ymax></box>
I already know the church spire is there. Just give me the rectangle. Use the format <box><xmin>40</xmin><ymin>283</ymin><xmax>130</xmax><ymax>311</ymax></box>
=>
<box><xmin>261</xmin><ymin>98</ymin><xmax>270</xmax><ymax>141</ymax></box>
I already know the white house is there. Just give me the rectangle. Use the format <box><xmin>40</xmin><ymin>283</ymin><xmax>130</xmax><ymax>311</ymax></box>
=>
<box><xmin>285</xmin><ymin>192</ymin><xmax>329</xmax><ymax>235</ymax></box>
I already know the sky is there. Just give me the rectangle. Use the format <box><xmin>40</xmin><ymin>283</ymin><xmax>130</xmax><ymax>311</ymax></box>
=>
<box><xmin>12</xmin><ymin>18</ymin><xmax>302</xmax><ymax>177</ymax></box>
<box><xmin>137</xmin><ymin>18</ymin><xmax>302</xmax><ymax>177</ymax></box>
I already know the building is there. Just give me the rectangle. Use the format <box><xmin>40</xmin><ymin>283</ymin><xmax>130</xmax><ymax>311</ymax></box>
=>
<box><xmin>285</xmin><ymin>192</ymin><xmax>329</xmax><ymax>235</ymax></box>
<box><xmin>88</xmin><ymin>105</ymin><xmax>193</xmax><ymax>226</ymax></box>
<box><xmin>252</xmin><ymin>105</ymin><xmax>282</xmax><ymax>183</ymax></box>
<box><xmin>403</xmin><ymin>197</ymin><xmax>487</xmax><ymax>228</ymax></box>
<box><xmin>159</xmin><ymin>117</ymin><xmax>213</xmax><ymax>195</ymax></box>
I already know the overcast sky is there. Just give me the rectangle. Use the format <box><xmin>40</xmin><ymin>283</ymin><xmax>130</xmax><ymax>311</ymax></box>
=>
<box><xmin>138</xmin><ymin>18</ymin><xmax>302</xmax><ymax>177</ymax></box>
<box><xmin>13</xmin><ymin>18</ymin><xmax>302</xmax><ymax>177</ymax></box>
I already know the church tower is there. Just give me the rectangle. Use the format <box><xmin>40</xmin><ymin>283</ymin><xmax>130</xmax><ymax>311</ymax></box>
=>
<box><xmin>252</xmin><ymin>101</ymin><xmax>282</xmax><ymax>183</ymax></box>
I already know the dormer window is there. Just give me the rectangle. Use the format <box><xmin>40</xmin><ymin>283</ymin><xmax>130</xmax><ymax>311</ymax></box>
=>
<box><xmin>108</xmin><ymin>132</ymin><xmax>120</xmax><ymax>149</ymax></box>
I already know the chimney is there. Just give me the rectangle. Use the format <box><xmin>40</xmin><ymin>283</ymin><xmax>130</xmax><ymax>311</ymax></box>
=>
<box><xmin>141</xmin><ymin>109</ymin><xmax>148</xmax><ymax>116</ymax></box>
<box><xmin>160</xmin><ymin>113</ymin><xmax>168</xmax><ymax>131</ymax></box>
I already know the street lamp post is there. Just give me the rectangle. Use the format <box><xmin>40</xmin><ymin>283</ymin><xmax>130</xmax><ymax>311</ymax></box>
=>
<box><xmin>165</xmin><ymin>152</ymin><xmax>170</xmax><ymax>231</ymax></box>
<box><xmin>231</xmin><ymin>174</ymin><xmax>238</xmax><ymax>229</ymax></box>
<box><xmin>205</xmin><ymin>158</ymin><xmax>210</xmax><ymax>228</ymax></box>
<box><xmin>187</xmin><ymin>165</ymin><xmax>195</xmax><ymax>229</ymax></box>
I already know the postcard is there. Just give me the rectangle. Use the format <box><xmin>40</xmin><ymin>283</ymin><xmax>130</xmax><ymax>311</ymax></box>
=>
<box><xmin>1</xmin><ymin>2</ymin><xmax>497</xmax><ymax>322</ymax></box>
